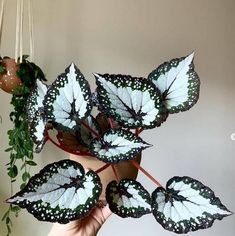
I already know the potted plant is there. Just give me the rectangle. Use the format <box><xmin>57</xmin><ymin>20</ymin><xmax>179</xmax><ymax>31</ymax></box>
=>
<box><xmin>0</xmin><ymin>57</ymin><xmax>22</xmax><ymax>94</ymax></box>
<box><xmin>4</xmin><ymin>53</ymin><xmax>232</xmax><ymax>235</ymax></box>
<box><xmin>1</xmin><ymin>56</ymin><xmax>46</xmax><ymax>235</ymax></box>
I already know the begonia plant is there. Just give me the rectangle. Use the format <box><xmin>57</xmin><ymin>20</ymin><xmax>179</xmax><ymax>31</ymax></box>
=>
<box><xmin>5</xmin><ymin>53</ymin><xmax>232</xmax><ymax>234</ymax></box>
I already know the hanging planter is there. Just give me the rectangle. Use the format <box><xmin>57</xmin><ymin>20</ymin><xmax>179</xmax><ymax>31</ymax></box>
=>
<box><xmin>0</xmin><ymin>1</ymin><xmax>46</xmax><ymax>233</ymax></box>
<box><xmin>0</xmin><ymin>57</ymin><xmax>22</xmax><ymax>94</ymax></box>
<box><xmin>1</xmin><ymin>55</ymin><xmax>46</xmax><ymax>235</ymax></box>
<box><xmin>0</xmin><ymin>5</ymin><xmax>47</xmax><ymax>235</ymax></box>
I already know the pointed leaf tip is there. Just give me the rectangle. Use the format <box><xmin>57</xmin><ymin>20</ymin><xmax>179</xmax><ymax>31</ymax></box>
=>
<box><xmin>93</xmin><ymin>72</ymin><xmax>100</xmax><ymax>77</ymax></box>
<box><xmin>187</xmin><ymin>51</ymin><xmax>195</xmax><ymax>60</ymax></box>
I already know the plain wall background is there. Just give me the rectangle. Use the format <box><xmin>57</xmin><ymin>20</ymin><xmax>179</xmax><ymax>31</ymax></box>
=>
<box><xmin>0</xmin><ymin>0</ymin><xmax>234</xmax><ymax>235</ymax></box>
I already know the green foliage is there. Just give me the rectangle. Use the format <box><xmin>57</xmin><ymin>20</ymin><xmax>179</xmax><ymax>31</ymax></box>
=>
<box><xmin>0</xmin><ymin>65</ymin><xmax>6</xmax><ymax>74</ymax></box>
<box><xmin>2</xmin><ymin>57</ymin><xmax>46</xmax><ymax>236</ymax></box>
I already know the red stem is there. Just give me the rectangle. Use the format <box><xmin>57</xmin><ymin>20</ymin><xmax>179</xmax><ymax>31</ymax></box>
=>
<box><xmin>138</xmin><ymin>128</ymin><xmax>144</xmax><ymax>134</ymax></box>
<box><xmin>111</xmin><ymin>165</ymin><xmax>119</xmax><ymax>182</ymax></box>
<box><xmin>131</xmin><ymin>159</ymin><xmax>162</xmax><ymax>187</ymax></box>
<box><xmin>108</xmin><ymin>118</ymin><xmax>115</xmax><ymax>129</ymax></box>
<box><xmin>95</xmin><ymin>163</ymin><xmax>110</xmax><ymax>174</ymax></box>
<box><xmin>135</xmin><ymin>128</ymin><xmax>144</xmax><ymax>136</ymax></box>
<box><xmin>135</xmin><ymin>128</ymin><xmax>140</xmax><ymax>136</ymax></box>
<box><xmin>81</xmin><ymin>120</ymin><xmax>100</xmax><ymax>138</ymax></box>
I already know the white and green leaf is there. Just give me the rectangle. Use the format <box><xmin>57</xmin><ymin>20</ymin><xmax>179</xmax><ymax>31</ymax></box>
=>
<box><xmin>151</xmin><ymin>176</ymin><xmax>232</xmax><ymax>234</ymax></box>
<box><xmin>94</xmin><ymin>73</ymin><xmax>168</xmax><ymax>129</ymax></box>
<box><xmin>44</xmin><ymin>63</ymin><xmax>92</xmax><ymax>130</ymax></box>
<box><xmin>89</xmin><ymin>128</ymin><xmax>151</xmax><ymax>163</ymax></box>
<box><xmin>28</xmin><ymin>114</ymin><xmax>47</xmax><ymax>153</ymax></box>
<box><xmin>148</xmin><ymin>53</ymin><xmax>200</xmax><ymax>114</ymax></box>
<box><xmin>26</xmin><ymin>80</ymin><xmax>48</xmax><ymax>152</ymax></box>
<box><xmin>106</xmin><ymin>179</ymin><xmax>151</xmax><ymax>218</ymax></box>
<box><xmin>6</xmin><ymin>160</ymin><xmax>102</xmax><ymax>223</ymax></box>
<box><xmin>26</xmin><ymin>80</ymin><xmax>48</xmax><ymax>123</ymax></box>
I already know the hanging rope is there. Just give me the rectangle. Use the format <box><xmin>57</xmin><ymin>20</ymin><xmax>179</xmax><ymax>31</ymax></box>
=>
<box><xmin>19</xmin><ymin>0</ymin><xmax>24</xmax><ymax>63</ymax></box>
<box><xmin>0</xmin><ymin>0</ymin><xmax>6</xmax><ymax>51</ymax></box>
<box><xmin>0</xmin><ymin>0</ymin><xmax>34</xmax><ymax>62</ymax></box>
<box><xmin>15</xmin><ymin>0</ymin><xmax>34</xmax><ymax>63</ymax></box>
<box><xmin>28</xmin><ymin>0</ymin><xmax>34</xmax><ymax>61</ymax></box>
<box><xmin>15</xmin><ymin>0</ymin><xmax>20</xmax><ymax>62</ymax></box>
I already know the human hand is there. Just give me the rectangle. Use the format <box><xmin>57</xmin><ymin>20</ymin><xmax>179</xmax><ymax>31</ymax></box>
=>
<box><xmin>48</xmin><ymin>202</ymin><xmax>112</xmax><ymax>236</ymax></box>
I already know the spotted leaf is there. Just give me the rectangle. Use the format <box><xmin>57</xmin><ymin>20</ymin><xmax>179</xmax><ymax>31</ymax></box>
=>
<box><xmin>94</xmin><ymin>73</ymin><xmax>168</xmax><ymax>129</ymax></box>
<box><xmin>106</xmin><ymin>179</ymin><xmax>151</xmax><ymax>218</ymax></box>
<box><xmin>6</xmin><ymin>160</ymin><xmax>102</xmax><ymax>223</ymax></box>
<box><xmin>152</xmin><ymin>176</ymin><xmax>232</xmax><ymax>234</ymax></box>
<box><xmin>77</xmin><ymin>115</ymin><xmax>101</xmax><ymax>147</ymax></box>
<box><xmin>26</xmin><ymin>80</ymin><xmax>48</xmax><ymax>123</ymax></box>
<box><xmin>148</xmin><ymin>53</ymin><xmax>200</xmax><ymax>114</ymax></box>
<box><xmin>29</xmin><ymin>114</ymin><xmax>47</xmax><ymax>153</ymax></box>
<box><xmin>44</xmin><ymin>63</ymin><xmax>92</xmax><ymax>130</ymax></box>
<box><xmin>89</xmin><ymin>128</ymin><xmax>151</xmax><ymax>163</ymax></box>
<box><xmin>26</xmin><ymin>80</ymin><xmax>48</xmax><ymax>152</ymax></box>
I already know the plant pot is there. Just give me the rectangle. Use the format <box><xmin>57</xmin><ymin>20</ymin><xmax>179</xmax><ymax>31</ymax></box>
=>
<box><xmin>0</xmin><ymin>58</ymin><xmax>22</xmax><ymax>94</ymax></box>
<box><xmin>70</xmin><ymin>154</ymin><xmax>141</xmax><ymax>202</ymax></box>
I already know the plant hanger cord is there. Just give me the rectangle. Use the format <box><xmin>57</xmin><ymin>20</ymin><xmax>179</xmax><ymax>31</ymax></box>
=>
<box><xmin>28</xmin><ymin>0</ymin><xmax>34</xmax><ymax>61</ymax></box>
<box><xmin>15</xmin><ymin>0</ymin><xmax>21</xmax><ymax>63</ymax></box>
<box><xmin>15</xmin><ymin>0</ymin><xmax>34</xmax><ymax>63</ymax></box>
<box><xmin>0</xmin><ymin>0</ymin><xmax>6</xmax><ymax>51</ymax></box>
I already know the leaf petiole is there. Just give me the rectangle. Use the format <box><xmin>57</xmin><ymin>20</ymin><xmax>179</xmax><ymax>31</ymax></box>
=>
<box><xmin>108</xmin><ymin>118</ymin><xmax>115</xmax><ymax>129</ymax></box>
<box><xmin>135</xmin><ymin>128</ymin><xmax>144</xmax><ymax>136</ymax></box>
<box><xmin>111</xmin><ymin>165</ymin><xmax>119</xmax><ymax>182</ymax></box>
<box><xmin>95</xmin><ymin>163</ymin><xmax>110</xmax><ymax>174</ymax></box>
<box><xmin>131</xmin><ymin>159</ymin><xmax>162</xmax><ymax>187</ymax></box>
<box><xmin>81</xmin><ymin>120</ymin><xmax>100</xmax><ymax>138</ymax></box>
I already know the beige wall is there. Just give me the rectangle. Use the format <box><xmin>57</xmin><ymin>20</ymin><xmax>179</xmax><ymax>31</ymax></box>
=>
<box><xmin>0</xmin><ymin>0</ymin><xmax>235</xmax><ymax>235</ymax></box>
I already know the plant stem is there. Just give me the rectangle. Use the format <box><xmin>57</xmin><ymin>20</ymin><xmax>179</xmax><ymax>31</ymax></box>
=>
<box><xmin>135</xmin><ymin>128</ymin><xmax>144</xmax><ymax>136</ymax></box>
<box><xmin>108</xmin><ymin>118</ymin><xmax>115</xmax><ymax>129</ymax></box>
<box><xmin>81</xmin><ymin>120</ymin><xmax>100</xmax><ymax>138</ymax></box>
<box><xmin>135</xmin><ymin>128</ymin><xmax>139</xmax><ymax>136</ymax></box>
<box><xmin>131</xmin><ymin>159</ymin><xmax>162</xmax><ymax>187</ymax></box>
<box><xmin>138</xmin><ymin>128</ymin><xmax>144</xmax><ymax>134</ymax></box>
<box><xmin>111</xmin><ymin>165</ymin><xmax>119</xmax><ymax>182</ymax></box>
<box><xmin>95</xmin><ymin>163</ymin><xmax>110</xmax><ymax>174</ymax></box>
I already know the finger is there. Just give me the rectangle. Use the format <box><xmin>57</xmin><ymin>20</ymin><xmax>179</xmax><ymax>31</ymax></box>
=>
<box><xmin>101</xmin><ymin>205</ymin><xmax>112</xmax><ymax>220</ymax></box>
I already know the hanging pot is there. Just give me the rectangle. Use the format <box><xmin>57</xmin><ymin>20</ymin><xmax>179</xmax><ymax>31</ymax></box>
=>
<box><xmin>0</xmin><ymin>57</ymin><xmax>22</xmax><ymax>94</ymax></box>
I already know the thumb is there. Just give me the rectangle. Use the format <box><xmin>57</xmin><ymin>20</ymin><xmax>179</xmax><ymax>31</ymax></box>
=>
<box><xmin>101</xmin><ymin>205</ymin><xmax>112</xmax><ymax>220</ymax></box>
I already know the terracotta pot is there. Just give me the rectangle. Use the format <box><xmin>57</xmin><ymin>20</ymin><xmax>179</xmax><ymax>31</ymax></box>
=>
<box><xmin>70</xmin><ymin>154</ymin><xmax>141</xmax><ymax>202</ymax></box>
<box><xmin>0</xmin><ymin>58</ymin><xmax>22</xmax><ymax>94</ymax></box>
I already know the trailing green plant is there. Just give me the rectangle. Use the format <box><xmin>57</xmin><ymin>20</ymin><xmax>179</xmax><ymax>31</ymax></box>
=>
<box><xmin>1</xmin><ymin>56</ymin><xmax>46</xmax><ymax>236</ymax></box>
